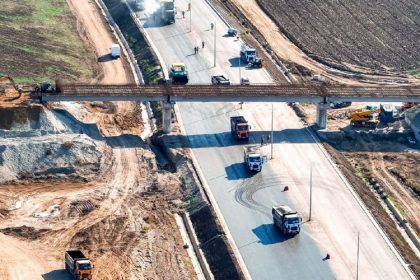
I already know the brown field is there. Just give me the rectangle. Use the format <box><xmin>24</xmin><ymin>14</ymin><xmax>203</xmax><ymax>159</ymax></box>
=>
<box><xmin>256</xmin><ymin>0</ymin><xmax>420</xmax><ymax>75</ymax></box>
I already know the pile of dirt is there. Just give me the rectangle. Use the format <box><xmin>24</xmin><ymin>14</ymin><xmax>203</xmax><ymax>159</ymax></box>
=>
<box><xmin>0</xmin><ymin>105</ymin><xmax>106</xmax><ymax>183</ymax></box>
<box><xmin>0</xmin><ymin>226</ymin><xmax>49</xmax><ymax>240</ymax></box>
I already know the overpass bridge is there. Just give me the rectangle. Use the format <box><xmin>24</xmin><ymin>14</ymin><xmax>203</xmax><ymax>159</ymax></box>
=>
<box><xmin>33</xmin><ymin>83</ymin><xmax>420</xmax><ymax>132</ymax></box>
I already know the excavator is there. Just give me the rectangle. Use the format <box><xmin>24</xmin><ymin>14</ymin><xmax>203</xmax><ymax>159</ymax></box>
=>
<box><xmin>350</xmin><ymin>108</ymin><xmax>381</xmax><ymax>128</ymax></box>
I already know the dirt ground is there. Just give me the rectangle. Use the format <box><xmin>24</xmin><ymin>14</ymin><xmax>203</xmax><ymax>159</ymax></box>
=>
<box><xmin>295</xmin><ymin>103</ymin><xmax>420</xmax><ymax>275</ymax></box>
<box><xmin>225</xmin><ymin>0</ymin><xmax>420</xmax><ymax>85</ymax></box>
<box><xmin>256</xmin><ymin>0</ymin><xmax>420</xmax><ymax>74</ymax></box>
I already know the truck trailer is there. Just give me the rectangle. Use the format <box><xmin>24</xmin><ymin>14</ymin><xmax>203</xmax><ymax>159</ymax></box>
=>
<box><xmin>160</xmin><ymin>0</ymin><xmax>175</xmax><ymax>24</ymax></box>
<box><xmin>65</xmin><ymin>250</ymin><xmax>93</xmax><ymax>280</ymax></box>
<box><xmin>272</xmin><ymin>205</ymin><xmax>302</xmax><ymax>235</ymax></box>
<box><xmin>230</xmin><ymin>116</ymin><xmax>250</xmax><ymax>140</ymax></box>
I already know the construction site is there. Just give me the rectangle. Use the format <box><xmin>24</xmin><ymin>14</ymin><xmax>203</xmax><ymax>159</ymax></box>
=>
<box><xmin>0</xmin><ymin>0</ymin><xmax>419</xmax><ymax>279</ymax></box>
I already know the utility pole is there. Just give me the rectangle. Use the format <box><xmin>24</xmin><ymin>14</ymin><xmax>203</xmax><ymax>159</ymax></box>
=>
<box><xmin>356</xmin><ymin>232</ymin><xmax>360</xmax><ymax>280</ymax></box>
<box><xmin>270</xmin><ymin>103</ymin><xmax>274</xmax><ymax>159</ymax></box>
<box><xmin>309</xmin><ymin>163</ymin><xmax>313</xmax><ymax>221</ymax></box>
<box><xmin>213</xmin><ymin>22</ymin><xmax>216</xmax><ymax>67</ymax></box>
<box><xmin>239</xmin><ymin>56</ymin><xmax>241</xmax><ymax>82</ymax></box>
<box><xmin>189</xmin><ymin>2</ymin><xmax>192</xmax><ymax>32</ymax></box>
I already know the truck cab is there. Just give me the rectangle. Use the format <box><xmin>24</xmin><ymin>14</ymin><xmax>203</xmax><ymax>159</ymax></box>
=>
<box><xmin>272</xmin><ymin>205</ymin><xmax>302</xmax><ymax>235</ymax></box>
<box><xmin>240</xmin><ymin>44</ymin><xmax>257</xmax><ymax>63</ymax></box>
<box><xmin>243</xmin><ymin>145</ymin><xmax>267</xmax><ymax>173</ymax></box>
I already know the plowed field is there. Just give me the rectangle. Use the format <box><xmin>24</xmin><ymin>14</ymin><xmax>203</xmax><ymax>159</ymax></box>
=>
<box><xmin>256</xmin><ymin>0</ymin><xmax>420</xmax><ymax>74</ymax></box>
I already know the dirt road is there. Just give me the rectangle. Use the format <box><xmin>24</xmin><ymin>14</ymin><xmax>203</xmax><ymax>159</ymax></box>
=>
<box><xmin>229</xmin><ymin>0</ymin><xmax>420</xmax><ymax>85</ymax></box>
<box><xmin>66</xmin><ymin>0</ymin><xmax>134</xmax><ymax>84</ymax></box>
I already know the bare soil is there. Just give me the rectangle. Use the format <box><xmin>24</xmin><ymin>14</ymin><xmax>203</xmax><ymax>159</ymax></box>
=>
<box><xmin>256</xmin><ymin>0</ymin><xmax>420</xmax><ymax>74</ymax></box>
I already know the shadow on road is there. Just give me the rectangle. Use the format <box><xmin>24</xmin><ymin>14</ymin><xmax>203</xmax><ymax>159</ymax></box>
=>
<box><xmin>252</xmin><ymin>223</ymin><xmax>293</xmax><ymax>245</ymax></box>
<box><xmin>42</xmin><ymin>269</ymin><xmax>72</xmax><ymax>280</ymax></box>
<box><xmin>225</xmin><ymin>162</ymin><xmax>254</xmax><ymax>180</ymax></box>
<box><xmin>97</xmin><ymin>54</ymin><xmax>114</xmax><ymax>63</ymax></box>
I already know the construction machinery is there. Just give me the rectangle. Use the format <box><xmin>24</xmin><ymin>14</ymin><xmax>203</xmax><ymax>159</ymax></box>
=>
<box><xmin>211</xmin><ymin>75</ymin><xmax>230</xmax><ymax>85</ymax></box>
<box><xmin>159</xmin><ymin>0</ymin><xmax>175</xmax><ymax>24</ymax></box>
<box><xmin>231</xmin><ymin>116</ymin><xmax>250</xmax><ymax>140</ymax></box>
<box><xmin>350</xmin><ymin>108</ymin><xmax>380</xmax><ymax>128</ymax></box>
<box><xmin>243</xmin><ymin>145</ymin><xmax>267</xmax><ymax>173</ymax></box>
<box><xmin>240</xmin><ymin>44</ymin><xmax>257</xmax><ymax>63</ymax></box>
<box><xmin>379</xmin><ymin>104</ymin><xmax>399</xmax><ymax>124</ymax></box>
<box><xmin>169</xmin><ymin>63</ymin><xmax>188</xmax><ymax>84</ymax></box>
<box><xmin>65</xmin><ymin>250</ymin><xmax>93</xmax><ymax>280</ymax></box>
<box><xmin>272</xmin><ymin>205</ymin><xmax>302</xmax><ymax>235</ymax></box>
<box><xmin>402</xmin><ymin>102</ymin><xmax>417</xmax><ymax>110</ymax></box>
<box><xmin>248</xmin><ymin>57</ymin><xmax>263</xmax><ymax>68</ymax></box>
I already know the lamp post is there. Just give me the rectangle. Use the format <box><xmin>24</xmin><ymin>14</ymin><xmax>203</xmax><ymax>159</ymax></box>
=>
<box><xmin>309</xmin><ymin>163</ymin><xmax>313</xmax><ymax>221</ymax></box>
<box><xmin>356</xmin><ymin>232</ymin><xmax>360</xmax><ymax>280</ymax></box>
<box><xmin>213</xmin><ymin>22</ymin><xmax>216</xmax><ymax>67</ymax></box>
<box><xmin>189</xmin><ymin>2</ymin><xmax>192</xmax><ymax>32</ymax></box>
<box><xmin>270</xmin><ymin>103</ymin><xmax>274</xmax><ymax>159</ymax></box>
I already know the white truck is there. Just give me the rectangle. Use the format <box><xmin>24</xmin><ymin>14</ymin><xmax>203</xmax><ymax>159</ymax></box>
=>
<box><xmin>272</xmin><ymin>205</ymin><xmax>302</xmax><ymax>235</ymax></box>
<box><xmin>243</xmin><ymin>145</ymin><xmax>267</xmax><ymax>172</ymax></box>
<box><xmin>110</xmin><ymin>44</ymin><xmax>121</xmax><ymax>58</ymax></box>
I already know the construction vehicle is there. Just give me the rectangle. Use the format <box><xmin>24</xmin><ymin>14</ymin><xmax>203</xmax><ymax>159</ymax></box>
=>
<box><xmin>240</xmin><ymin>44</ymin><xmax>257</xmax><ymax>63</ymax></box>
<box><xmin>402</xmin><ymin>102</ymin><xmax>417</xmax><ymax>110</ymax></box>
<box><xmin>379</xmin><ymin>104</ymin><xmax>399</xmax><ymax>124</ymax></box>
<box><xmin>350</xmin><ymin>108</ymin><xmax>380</xmax><ymax>128</ymax></box>
<box><xmin>65</xmin><ymin>250</ymin><xmax>93</xmax><ymax>280</ymax></box>
<box><xmin>248</xmin><ymin>57</ymin><xmax>263</xmax><ymax>68</ymax></box>
<box><xmin>110</xmin><ymin>44</ymin><xmax>121</xmax><ymax>58</ymax></box>
<box><xmin>169</xmin><ymin>63</ymin><xmax>188</xmax><ymax>84</ymax></box>
<box><xmin>243</xmin><ymin>145</ymin><xmax>267</xmax><ymax>173</ymax></box>
<box><xmin>211</xmin><ymin>75</ymin><xmax>230</xmax><ymax>85</ymax></box>
<box><xmin>231</xmin><ymin>116</ymin><xmax>250</xmax><ymax>140</ymax></box>
<box><xmin>33</xmin><ymin>81</ymin><xmax>55</xmax><ymax>94</ymax></box>
<box><xmin>159</xmin><ymin>0</ymin><xmax>175</xmax><ymax>24</ymax></box>
<box><xmin>272</xmin><ymin>205</ymin><xmax>302</xmax><ymax>235</ymax></box>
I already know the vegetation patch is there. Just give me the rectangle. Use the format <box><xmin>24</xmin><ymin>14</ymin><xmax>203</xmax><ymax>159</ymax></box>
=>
<box><xmin>0</xmin><ymin>0</ymin><xmax>98</xmax><ymax>83</ymax></box>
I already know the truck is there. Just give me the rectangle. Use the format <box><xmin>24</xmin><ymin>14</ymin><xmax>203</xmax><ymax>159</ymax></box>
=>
<box><xmin>65</xmin><ymin>250</ymin><xmax>93</xmax><ymax>280</ymax></box>
<box><xmin>159</xmin><ymin>0</ymin><xmax>175</xmax><ymax>24</ymax></box>
<box><xmin>110</xmin><ymin>44</ymin><xmax>121</xmax><ymax>58</ymax></box>
<box><xmin>243</xmin><ymin>145</ymin><xmax>267</xmax><ymax>173</ymax></box>
<box><xmin>211</xmin><ymin>75</ymin><xmax>230</xmax><ymax>85</ymax></box>
<box><xmin>379</xmin><ymin>104</ymin><xmax>399</xmax><ymax>124</ymax></box>
<box><xmin>169</xmin><ymin>63</ymin><xmax>188</xmax><ymax>84</ymax></box>
<box><xmin>240</xmin><ymin>44</ymin><xmax>257</xmax><ymax>63</ymax></box>
<box><xmin>231</xmin><ymin>116</ymin><xmax>250</xmax><ymax>140</ymax></box>
<box><xmin>272</xmin><ymin>205</ymin><xmax>302</xmax><ymax>235</ymax></box>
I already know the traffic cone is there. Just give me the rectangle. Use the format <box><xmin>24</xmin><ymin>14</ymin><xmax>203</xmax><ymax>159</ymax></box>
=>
<box><xmin>283</xmin><ymin>186</ymin><xmax>289</xmax><ymax>192</ymax></box>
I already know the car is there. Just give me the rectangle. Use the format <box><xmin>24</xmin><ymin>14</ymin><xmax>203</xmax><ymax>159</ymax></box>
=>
<box><xmin>211</xmin><ymin>75</ymin><xmax>230</xmax><ymax>85</ymax></box>
<box><xmin>240</xmin><ymin>77</ymin><xmax>250</xmax><ymax>85</ymax></box>
<box><xmin>227</xmin><ymin>27</ymin><xmax>238</xmax><ymax>37</ymax></box>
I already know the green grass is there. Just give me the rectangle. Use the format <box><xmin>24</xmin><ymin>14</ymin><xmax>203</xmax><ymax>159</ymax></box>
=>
<box><xmin>13</xmin><ymin>76</ymin><xmax>52</xmax><ymax>84</ymax></box>
<box><xmin>388</xmin><ymin>196</ymin><xmax>406</xmax><ymax>217</ymax></box>
<box><xmin>405</xmin><ymin>68</ymin><xmax>420</xmax><ymax>78</ymax></box>
<box><xmin>0</xmin><ymin>0</ymin><xmax>96</xmax><ymax>83</ymax></box>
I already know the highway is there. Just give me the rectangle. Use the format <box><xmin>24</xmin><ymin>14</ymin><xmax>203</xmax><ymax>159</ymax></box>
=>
<box><xmin>137</xmin><ymin>0</ymin><xmax>412</xmax><ymax>279</ymax></box>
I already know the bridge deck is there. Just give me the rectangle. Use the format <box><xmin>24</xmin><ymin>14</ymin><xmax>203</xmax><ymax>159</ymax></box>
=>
<box><xmin>35</xmin><ymin>83</ymin><xmax>420</xmax><ymax>103</ymax></box>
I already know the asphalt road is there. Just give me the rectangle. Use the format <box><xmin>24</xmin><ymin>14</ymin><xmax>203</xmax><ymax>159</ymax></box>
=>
<box><xmin>137</xmin><ymin>1</ymin><xmax>412</xmax><ymax>279</ymax></box>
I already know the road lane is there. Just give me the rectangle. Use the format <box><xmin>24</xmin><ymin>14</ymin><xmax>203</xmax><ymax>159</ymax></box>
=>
<box><xmin>136</xmin><ymin>1</ymin><xmax>412</xmax><ymax>279</ymax></box>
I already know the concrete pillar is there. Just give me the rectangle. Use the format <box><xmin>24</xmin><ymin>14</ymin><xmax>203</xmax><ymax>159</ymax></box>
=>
<box><xmin>162</xmin><ymin>101</ymin><xmax>175</xmax><ymax>133</ymax></box>
<box><xmin>316</xmin><ymin>102</ymin><xmax>329</xmax><ymax>129</ymax></box>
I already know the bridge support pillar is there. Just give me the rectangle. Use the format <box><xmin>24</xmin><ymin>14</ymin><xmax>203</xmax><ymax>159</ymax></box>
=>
<box><xmin>316</xmin><ymin>102</ymin><xmax>329</xmax><ymax>129</ymax></box>
<box><xmin>162</xmin><ymin>101</ymin><xmax>175</xmax><ymax>133</ymax></box>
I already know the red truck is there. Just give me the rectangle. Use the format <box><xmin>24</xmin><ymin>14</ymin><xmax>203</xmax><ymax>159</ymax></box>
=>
<box><xmin>231</xmin><ymin>116</ymin><xmax>250</xmax><ymax>141</ymax></box>
<box><xmin>65</xmin><ymin>250</ymin><xmax>93</xmax><ymax>280</ymax></box>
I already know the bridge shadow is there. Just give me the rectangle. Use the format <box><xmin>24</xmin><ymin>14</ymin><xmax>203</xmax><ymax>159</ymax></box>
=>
<box><xmin>252</xmin><ymin>223</ymin><xmax>293</xmax><ymax>245</ymax></box>
<box><xmin>53</xmin><ymin>109</ymin><xmax>147</xmax><ymax>148</ymax></box>
<box><xmin>159</xmin><ymin>127</ymin><xmax>318</xmax><ymax>149</ymax></box>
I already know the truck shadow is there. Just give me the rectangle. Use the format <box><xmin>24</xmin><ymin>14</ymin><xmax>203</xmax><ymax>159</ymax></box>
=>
<box><xmin>225</xmin><ymin>162</ymin><xmax>254</xmax><ymax>180</ymax></box>
<box><xmin>252</xmin><ymin>223</ymin><xmax>293</xmax><ymax>245</ymax></box>
<box><xmin>97</xmin><ymin>53</ymin><xmax>114</xmax><ymax>63</ymax></box>
<box><xmin>42</xmin><ymin>269</ymin><xmax>73</xmax><ymax>280</ymax></box>
<box><xmin>228</xmin><ymin>57</ymin><xmax>244</xmax><ymax>68</ymax></box>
